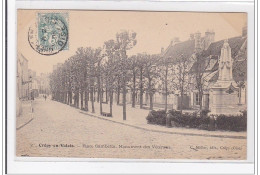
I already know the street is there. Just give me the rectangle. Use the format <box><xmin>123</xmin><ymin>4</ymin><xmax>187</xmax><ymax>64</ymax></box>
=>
<box><xmin>16</xmin><ymin>98</ymin><xmax>246</xmax><ymax>160</ymax></box>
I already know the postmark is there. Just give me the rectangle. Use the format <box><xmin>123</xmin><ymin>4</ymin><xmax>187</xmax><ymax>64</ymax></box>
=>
<box><xmin>28</xmin><ymin>12</ymin><xmax>69</xmax><ymax>55</ymax></box>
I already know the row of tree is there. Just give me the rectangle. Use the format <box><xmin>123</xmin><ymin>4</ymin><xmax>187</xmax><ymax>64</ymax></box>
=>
<box><xmin>50</xmin><ymin>30</ymin><xmax>209</xmax><ymax>120</ymax></box>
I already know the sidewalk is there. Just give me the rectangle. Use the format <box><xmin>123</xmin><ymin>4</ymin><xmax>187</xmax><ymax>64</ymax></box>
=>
<box><xmin>16</xmin><ymin>100</ymin><xmax>34</xmax><ymax>130</ymax></box>
<box><xmin>77</xmin><ymin>102</ymin><xmax>247</xmax><ymax>139</ymax></box>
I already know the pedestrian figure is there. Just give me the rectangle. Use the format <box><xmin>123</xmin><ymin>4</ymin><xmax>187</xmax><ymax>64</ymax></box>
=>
<box><xmin>44</xmin><ymin>95</ymin><xmax>47</xmax><ymax>101</ymax></box>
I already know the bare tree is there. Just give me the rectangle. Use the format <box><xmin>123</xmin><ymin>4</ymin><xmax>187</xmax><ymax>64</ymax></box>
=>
<box><xmin>157</xmin><ymin>56</ymin><xmax>174</xmax><ymax>111</ymax></box>
<box><xmin>128</xmin><ymin>55</ymin><xmax>138</xmax><ymax>108</ymax></box>
<box><xmin>116</xmin><ymin>30</ymin><xmax>137</xmax><ymax>120</ymax></box>
<box><xmin>172</xmin><ymin>54</ymin><xmax>190</xmax><ymax>114</ymax></box>
<box><xmin>144</xmin><ymin>54</ymin><xmax>159</xmax><ymax>110</ymax></box>
<box><xmin>192</xmin><ymin>50</ymin><xmax>211</xmax><ymax>113</ymax></box>
<box><xmin>136</xmin><ymin>53</ymin><xmax>147</xmax><ymax>109</ymax></box>
<box><xmin>104</xmin><ymin>39</ymin><xmax>120</xmax><ymax>116</ymax></box>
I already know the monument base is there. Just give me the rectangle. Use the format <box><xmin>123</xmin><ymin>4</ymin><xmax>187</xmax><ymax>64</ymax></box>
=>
<box><xmin>209</xmin><ymin>85</ymin><xmax>245</xmax><ymax>115</ymax></box>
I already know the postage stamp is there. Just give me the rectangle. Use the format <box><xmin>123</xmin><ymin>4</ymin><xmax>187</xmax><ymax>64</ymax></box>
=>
<box><xmin>28</xmin><ymin>12</ymin><xmax>69</xmax><ymax>55</ymax></box>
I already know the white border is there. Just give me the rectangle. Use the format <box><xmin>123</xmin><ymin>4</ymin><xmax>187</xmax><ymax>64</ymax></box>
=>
<box><xmin>7</xmin><ymin>0</ymin><xmax>255</xmax><ymax>174</ymax></box>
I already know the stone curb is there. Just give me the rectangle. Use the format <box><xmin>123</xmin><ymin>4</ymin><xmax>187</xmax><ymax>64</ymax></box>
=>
<box><xmin>16</xmin><ymin>113</ymin><xmax>34</xmax><ymax>131</ymax></box>
<box><xmin>79</xmin><ymin>110</ymin><xmax>246</xmax><ymax>140</ymax></box>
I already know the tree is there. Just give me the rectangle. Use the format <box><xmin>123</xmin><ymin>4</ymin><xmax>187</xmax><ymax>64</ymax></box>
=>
<box><xmin>192</xmin><ymin>50</ymin><xmax>211</xmax><ymax>113</ymax></box>
<box><xmin>136</xmin><ymin>53</ymin><xmax>148</xmax><ymax>109</ymax></box>
<box><xmin>87</xmin><ymin>47</ymin><xmax>102</xmax><ymax>113</ymax></box>
<box><xmin>115</xmin><ymin>30</ymin><xmax>137</xmax><ymax>120</ymax></box>
<box><xmin>75</xmin><ymin>47</ymin><xmax>88</xmax><ymax>110</ymax></box>
<box><xmin>49</xmin><ymin>31</ymin><xmax>137</xmax><ymax>121</ymax></box>
<box><xmin>104</xmin><ymin>39</ymin><xmax>120</xmax><ymax>116</ymax></box>
<box><xmin>157</xmin><ymin>56</ymin><xmax>175</xmax><ymax>111</ymax></box>
<box><xmin>172</xmin><ymin>54</ymin><xmax>190</xmax><ymax>114</ymax></box>
<box><xmin>96</xmin><ymin>48</ymin><xmax>106</xmax><ymax>115</ymax></box>
<box><xmin>233</xmin><ymin>44</ymin><xmax>247</xmax><ymax>104</ymax></box>
<box><xmin>67</xmin><ymin>57</ymin><xmax>73</xmax><ymax>105</ymax></box>
<box><xmin>63</xmin><ymin>60</ymin><xmax>72</xmax><ymax>105</ymax></box>
<box><xmin>70</xmin><ymin>55</ymin><xmax>82</xmax><ymax>108</ymax></box>
<box><xmin>144</xmin><ymin>54</ymin><xmax>159</xmax><ymax>110</ymax></box>
<box><xmin>128</xmin><ymin>55</ymin><xmax>138</xmax><ymax>108</ymax></box>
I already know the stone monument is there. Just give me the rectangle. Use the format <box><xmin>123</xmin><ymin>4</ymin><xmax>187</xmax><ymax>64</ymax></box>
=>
<box><xmin>209</xmin><ymin>39</ymin><xmax>241</xmax><ymax>115</ymax></box>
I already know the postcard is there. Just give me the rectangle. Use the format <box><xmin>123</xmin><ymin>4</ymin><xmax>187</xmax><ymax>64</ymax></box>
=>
<box><xmin>16</xmin><ymin>10</ymin><xmax>248</xmax><ymax>160</ymax></box>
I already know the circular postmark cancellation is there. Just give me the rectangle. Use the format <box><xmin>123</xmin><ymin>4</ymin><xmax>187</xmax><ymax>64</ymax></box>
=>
<box><xmin>28</xmin><ymin>13</ymin><xmax>69</xmax><ymax>55</ymax></box>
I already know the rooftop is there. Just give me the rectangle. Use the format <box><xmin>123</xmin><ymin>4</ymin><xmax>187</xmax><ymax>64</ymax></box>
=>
<box><xmin>163</xmin><ymin>39</ymin><xmax>195</xmax><ymax>60</ymax></box>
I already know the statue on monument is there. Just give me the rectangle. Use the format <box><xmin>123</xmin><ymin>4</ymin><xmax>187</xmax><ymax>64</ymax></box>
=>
<box><xmin>209</xmin><ymin>39</ymin><xmax>241</xmax><ymax>115</ymax></box>
<box><xmin>215</xmin><ymin>39</ymin><xmax>237</xmax><ymax>88</ymax></box>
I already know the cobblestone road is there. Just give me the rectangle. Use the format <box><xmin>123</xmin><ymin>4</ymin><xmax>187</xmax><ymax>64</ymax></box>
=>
<box><xmin>16</xmin><ymin>98</ymin><xmax>246</xmax><ymax>160</ymax></box>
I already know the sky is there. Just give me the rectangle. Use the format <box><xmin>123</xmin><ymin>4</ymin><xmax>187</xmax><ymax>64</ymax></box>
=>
<box><xmin>17</xmin><ymin>10</ymin><xmax>247</xmax><ymax>74</ymax></box>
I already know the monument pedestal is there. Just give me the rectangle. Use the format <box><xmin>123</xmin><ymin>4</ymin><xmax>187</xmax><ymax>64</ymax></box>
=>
<box><xmin>209</xmin><ymin>83</ymin><xmax>241</xmax><ymax>115</ymax></box>
<box><xmin>209</xmin><ymin>39</ymin><xmax>245</xmax><ymax>115</ymax></box>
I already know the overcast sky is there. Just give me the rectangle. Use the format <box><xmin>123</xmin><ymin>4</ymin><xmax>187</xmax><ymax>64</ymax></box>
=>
<box><xmin>17</xmin><ymin>10</ymin><xmax>247</xmax><ymax>74</ymax></box>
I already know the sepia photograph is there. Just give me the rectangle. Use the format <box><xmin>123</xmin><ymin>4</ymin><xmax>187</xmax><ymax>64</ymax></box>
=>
<box><xmin>16</xmin><ymin>10</ymin><xmax>248</xmax><ymax>160</ymax></box>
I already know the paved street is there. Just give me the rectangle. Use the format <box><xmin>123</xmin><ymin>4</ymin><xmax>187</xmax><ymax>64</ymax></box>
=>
<box><xmin>16</xmin><ymin>98</ymin><xmax>246</xmax><ymax>160</ymax></box>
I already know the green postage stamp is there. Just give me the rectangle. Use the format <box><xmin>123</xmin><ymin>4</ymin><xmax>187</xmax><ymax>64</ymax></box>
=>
<box><xmin>28</xmin><ymin>12</ymin><xmax>69</xmax><ymax>55</ymax></box>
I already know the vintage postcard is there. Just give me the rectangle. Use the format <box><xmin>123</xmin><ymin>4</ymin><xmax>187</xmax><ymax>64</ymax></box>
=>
<box><xmin>16</xmin><ymin>10</ymin><xmax>248</xmax><ymax>160</ymax></box>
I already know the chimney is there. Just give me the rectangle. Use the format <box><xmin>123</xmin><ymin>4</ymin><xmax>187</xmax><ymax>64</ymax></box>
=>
<box><xmin>205</xmin><ymin>30</ymin><xmax>210</xmax><ymax>37</ymax></box>
<box><xmin>190</xmin><ymin>33</ymin><xmax>194</xmax><ymax>40</ymax></box>
<box><xmin>194</xmin><ymin>31</ymin><xmax>201</xmax><ymax>51</ymax></box>
<box><xmin>161</xmin><ymin>47</ymin><xmax>164</xmax><ymax>54</ymax></box>
<box><xmin>242</xmin><ymin>23</ymin><xmax>247</xmax><ymax>37</ymax></box>
<box><xmin>171</xmin><ymin>37</ymin><xmax>180</xmax><ymax>46</ymax></box>
<box><xmin>210</xmin><ymin>29</ymin><xmax>215</xmax><ymax>42</ymax></box>
<box><xmin>204</xmin><ymin>29</ymin><xmax>215</xmax><ymax>49</ymax></box>
<box><xmin>173</xmin><ymin>37</ymin><xmax>180</xmax><ymax>42</ymax></box>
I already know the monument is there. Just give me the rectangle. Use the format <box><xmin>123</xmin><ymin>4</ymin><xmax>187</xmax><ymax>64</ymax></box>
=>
<box><xmin>209</xmin><ymin>40</ymin><xmax>242</xmax><ymax>115</ymax></box>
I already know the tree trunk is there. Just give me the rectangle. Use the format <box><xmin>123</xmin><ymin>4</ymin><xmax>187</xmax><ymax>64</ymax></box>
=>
<box><xmin>66</xmin><ymin>91</ymin><xmax>69</xmax><ymax>105</ymax></box>
<box><xmin>63</xmin><ymin>92</ymin><xmax>66</xmax><ymax>104</ymax></box>
<box><xmin>109</xmin><ymin>91</ymin><xmax>113</xmax><ymax>116</ymax></box>
<box><xmin>238</xmin><ymin>86</ymin><xmax>242</xmax><ymax>104</ymax></box>
<box><xmin>93</xmin><ymin>89</ymin><xmax>96</xmax><ymax>102</ymax></box>
<box><xmin>105</xmin><ymin>87</ymin><xmax>108</xmax><ymax>103</ymax></box>
<box><xmin>97</xmin><ymin>76</ymin><xmax>100</xmax><ymax>103</ymax></box>
<box><xmin>198</xmin><ymin>87</ymin><xmax>203</xmax><ymax>113</ymax></box>
<box><xmin>70</xmin><ymin>91</ymin><xmax>72</xmax><ymax>105</ymax></box>
<box><xmin>81</xmin><ymin>90</ymin><xmax>83</xmax><ymax>110</ymax></box>
<box><xmin>73</xmin><ymin>93</ymin><xmax>76</xmax><ymax>106</ymax></box>
<box><xmin>68</xmin><ymin>91</ymin><xmax>71</xmax><ymax>105</ymax></box>
<box><xmin>90</xmin><ymin>72</ymin><xmax>95</xmax><ymax>113</ymax></box>
<box><xmin>85</xmin><ymin>89</ymin><xmax>89</xmax><ymax>111</ymax></box>
<box><xmin>149</xmin><ymin>93</ymin><xmax>153</xmax><ymax>110</ymax></box>
<box><xmin>77</xmin><ymin>91</ymin><xmax>80</xmax><ymax>108</ymax></box>
<box><xmin>123</xmin><ymin>76</ymin><xmax>126</xmax><ymax>120</ymax></box>
<box><xmin>148</xmin><ymin>78</ymin><xmax>153</xmax><ymax>110</ymax></box>
<box><xmin>91</xmin><ymin>86</ymin><xmax>95</xmax><ymax>113</ymax></box>
<box><xmin>165</xmin><ymin>66</ymin><xmax>168</xmax><ymax>111</ymax></box>
<box><xmin>180</xmin><ymin>90</ymin><xmax>183</xmax><ymax>115</ymax></box>
<box><xmin>67</xmin><ymin>92</ymin><xmax>69</xmax><ymax>104</ymax></box>
<box><xmin>140</xmin><ymin>68</ymin><xmax>143</xmax><ymax>109</ymax></box>
<box><xmin>132</xmin><ymin>72</ymin><xmax>136</xmax><ymax>108</ymax></box>
<box><xmin>99</xmin><ymin>74</ymin><xmax>103</xmax><ymax>115</ymax></box>
<box><xmin>117</xmin><ymin>81</ymin><xmax>120</xmax><ymax>105</ymax></box>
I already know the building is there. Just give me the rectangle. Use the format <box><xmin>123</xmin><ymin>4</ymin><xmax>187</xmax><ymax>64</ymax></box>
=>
<box><xmin>17</xmin><ymin>53</ymin><xmax>31</xmax><ymax>100</ymax></box>
<box><xmin>37</xmin><ymin>73</ymin><xmax>51</xmax><ymax>95</ymax></box>
<box><xmin>158</xmin><ymin>30</ymin><xmax>215</xmax><ymax>110</ymax></box>
<box><xmin>29</xmin><ymin>69</ymin><xmax>39</xmax><ymax>99</ymax></box>
<box><xmin>160</xmin><ymin>26</ymin><xmax>247</xmax><ymax>113</ymax></box>
<box><xmin>17</xmin><ymin>53</ymin><xmax>30</xmax><ymax>116</ymax></box>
